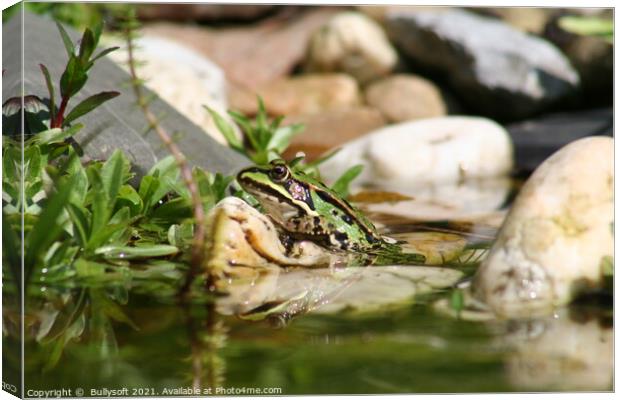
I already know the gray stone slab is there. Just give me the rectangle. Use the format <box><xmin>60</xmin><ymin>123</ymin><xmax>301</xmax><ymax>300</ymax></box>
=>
<box><xmin>3</xmin><ymin>11</ymin><xmax>250</xmax><ymax>179</ymax></box>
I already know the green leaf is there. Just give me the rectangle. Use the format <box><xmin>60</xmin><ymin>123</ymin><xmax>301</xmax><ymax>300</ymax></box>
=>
<box><xmin>66</xmin><ymin>203</ymin><xmax>90</xmax><ymax>247</ymax></box>
<box><xmin>63</xmin><ymin>91</ymin><xmax>120</xmax><ymax>126</ymax></box>
<box><xmin>75</xmin><ymin>258</ymin><xmax>106</xmax><ymax>277</ymax></box>
<box><xmin>87</xmin><ymin>222</ymin><xmax>131</xmax><ymax>252</ymax></box>
<box><xmin>65</xmin><ymin>155</ymin><xmax>88</xmax><ymax>206</ymax></box>
<box><xmin>89</xmin><ymin>46</ymin><xmax>120</xmax><ymax>64</ymax></box>
<box><xmin>39</xmin><ymin>64</ymin><xmax>56</xmax><ymax>121</ymax></box>
<box><xmin>268</xmin><ymin>123</ymin><xmax>304</xmax><ymax>154</ymax></box>
<box><xmin>90</xmin><ymin>289</ymin><xmax>139</xmax><ymax>330</ymax></box>
<box><xmin>100</xmin><ymin>149</ymin><xmax>129</xmax><ymax>203</ymax></box>
<box><xmin>150</xmin><ymin>196</ymin><xmax>192</xmax><ymax>221</ymax></box>
<box><xmin>87</xmin><ymin>168</ymin><xmax>110</xmax><ymax>239</ymax></box>
<box><xmin>31</xmin><ymin>124</ymin><xmax>84</xmax><ymax>145</ymax></box>
<box><xmin>107</xmin><ymin>207</ymin><xmax>131</xmax><ymax>243</ymax></box>
<box><xmin>2</xmin><ymin>212</ymin><xmax>22</xmax><ymax>290</ymax></box>
<box><xmin>330</xmin><ymin>165</ymin><xmax>363</xmax><ymax>198</ymax></box>
<box><xmin>56</xmin><ymin>21</ymin><xmax>75</xmax><ymax>57</ymax></box>
<box><xmin>138</xmin><ymin>175</ymin><xmax>160</xmax><ymax>213</ymax></box>
<box><xmin>205</xmin><ymin>106</ymin><xmax>243</xmax><ymax>151</ymax></box>
<box><xmin>23</xmin><ymin>145</ymin><xmax>42</xmax><ymax>183</ymax></box>
<box><xmin>95</xmin><ymin>244</ymin><xmax>179</xmax><ymax>260</ymax></box>
<box><xmin>2</xmin><ymin>145</ymin><xmax>20</xmax><ymax>183</ymax></box>
<box><xmin>92</xmin><ymin>20</ymin><xmax>103</xmax><ymax>44</ymax></box>
<box><xmin>60</xmin><ymin>56</ymin><xmax>88</xmax><ymax>99</ymax></box>
<box><xmin>25</xmin><ymin>174</ymin><xmax>77</xmax><ymax>281</ymax></box>
<box><xmin>78</xmin><ymin>28</ymin><xmax>96</xmax><ymax>64</ymax></box>
<box><xmin>116</xmin><ymin>185</ymin><xmax>143</xmax><ymax>216</ymax></box>
<box><xmin>558</xmin><ymin>15</ymin><xmax>613</xmax><ymax>38</ymax></box>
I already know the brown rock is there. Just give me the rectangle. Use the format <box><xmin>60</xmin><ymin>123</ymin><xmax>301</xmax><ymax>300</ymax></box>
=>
<box><xmin>229</xmin><ymin>74</ymin><xmax>361</xmax><ymax>116</ymax></box>
<box><xmin>137</xmin><ymin>4</ymin><xmax>280</xmax><ymax>22</ymax></box>
<box><xmin>356</xmin><ymin>6</ymin><xmax>447</xmax><ymax>24</ymax></box>
<box><xmin>364</xmin><ymin>74</ymin><xmax>446</xmax><ymax>123</ymax></box>
<box><xmin>476</xmin><ymin>7</ymin><xmax>553</xmax><ymax>34</ymax></box>
<box><xmin>282</xmin><ymin>107</ymin><xmax>386</xmax><ymax>160</ymax></box>
<box><xmin>142</xmin><ymin>7</ymin><xmax>343</xmax><ymax>89</ymax></box>
<box><xmin>303</xmin><ymin>12</ymin><xmax>398</xmax><ymax>84</ymax></box>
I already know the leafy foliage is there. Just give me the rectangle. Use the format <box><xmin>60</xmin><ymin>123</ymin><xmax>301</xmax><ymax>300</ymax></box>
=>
<box><xmin>44</xmin><ymin>22</ymin><xmax>120</xmax><ymax>128</ymax></box>
<box><xmin>206</xmin><ymin>99</ymin><xmax>363</xmax><ymax>198</ymax></box>
<box><xmin>558</xmin><ymin>15</ymin><xmax>613</xmax><ymax>43</ymax></box>
<box><xmin>205</xmin><ymin>99</ymin><xmax>304</xmax><ymax>165</ymax></box>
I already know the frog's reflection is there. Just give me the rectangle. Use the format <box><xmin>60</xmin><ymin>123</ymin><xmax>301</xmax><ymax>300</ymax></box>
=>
<box><xmin>215</xmin><ymin>264</ymin><xmax>464</xmax><ymax>326</ymax></box>
<box><xmin>501</xmin><ymin>306</ymin><xmax>612</xmax><ymax>391</ymax></box>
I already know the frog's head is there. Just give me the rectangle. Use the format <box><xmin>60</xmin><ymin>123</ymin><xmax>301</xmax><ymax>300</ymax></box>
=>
<box><xmin>237</xmin><ymin>160</ymin><xmax>317</xmax><ymax>225</ymax></box>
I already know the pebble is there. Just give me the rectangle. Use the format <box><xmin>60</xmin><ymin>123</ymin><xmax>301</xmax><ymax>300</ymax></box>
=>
<box><xmin>364</xmin><ymin>74</ymin><xmax>447</xmax><ymax>122</ymax></box>
<box><xmin>228</xmin><ymin>73</ymin><xmax>361</xmax><ymax>116</ymax></box>
<box><xmin>303</xmin><ymin>11</ymin><xmax>398</xmax><ymax>84</ymax></box>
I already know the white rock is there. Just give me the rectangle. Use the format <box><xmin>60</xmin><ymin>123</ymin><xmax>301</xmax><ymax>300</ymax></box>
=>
<box><xmin>304</xmin><ymin>12</ymin><xmax>398</xmax><ymax>84</ymax></box>
<box><xmin>318</xmin><ymin>116</ymin><xmax>513</xmax><ymax>186</ymax></box>
<box><xmin>108</xmin><ymin>35</ymin><xmax>237</xmax><ymax>144</ymax></box>
<box><xmin>472</xmin><ymin>137</ymin><xmax>613</xmax><ymax>317</ymax></box>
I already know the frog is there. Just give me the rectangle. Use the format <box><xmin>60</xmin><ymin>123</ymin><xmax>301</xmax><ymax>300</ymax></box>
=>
<box><xmin>236</xmin><ymin>159</ymin><xmax>425</xmax><ymax>265</ymax></box>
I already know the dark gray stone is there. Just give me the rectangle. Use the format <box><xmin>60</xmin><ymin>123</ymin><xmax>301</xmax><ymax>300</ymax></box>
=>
<box><xmin>506</xmin><ymin>108</ymin><xmax>612</xmax><ymax>173</ymax></box>
<box><xmin>2</xmin><ymin>11</ymin><xmax>250</xmax><ymax>180</ymax></box>
<box><xmin>385</xmin><ymin>9</ymin><xmax>580</xmax><ymax>120</ymax></box>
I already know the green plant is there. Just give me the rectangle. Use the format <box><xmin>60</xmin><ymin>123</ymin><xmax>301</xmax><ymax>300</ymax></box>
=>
<box><xmin>558</xmin><ymin>15</ymin><xmax>613</xmax><ymax>43</ymax></box>
<box><xmin>206</xmin><ymin>99</ymin><xmax>304</xmax><ymax>166</ymax></box>
<box><xmin>43</xmin><ymin>22</ymin><xmax>120</xmax><ymax>129</ymax></box>
<box><xmin>206</xmin><ymin>102</ymin><xmax>364</xmax><ymax>198</ymax></box>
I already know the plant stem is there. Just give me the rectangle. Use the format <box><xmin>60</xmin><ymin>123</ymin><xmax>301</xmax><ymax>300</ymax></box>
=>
<box><xmin>52</xmin><ymin>96</ymin><xmax>69</xmax><ymax>128</ymax></box>
<box><xmin>124</xmin><ymin>17</ymin><xmax>207</xmax><ymax>300</ymax></box>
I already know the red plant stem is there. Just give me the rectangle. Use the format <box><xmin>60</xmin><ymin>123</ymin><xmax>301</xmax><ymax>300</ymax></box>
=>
<box><xmin>52</xmin><ymin>96</ymin><xmax>69</xmax><ymax>128</ymax></box>
<box><xmin>125</xmin><ymin>24</ymin><xmax>209</xmax><ymax>299</ymax></box>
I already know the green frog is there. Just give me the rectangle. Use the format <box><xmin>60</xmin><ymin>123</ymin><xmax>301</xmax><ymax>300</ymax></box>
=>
<box><xmin>236</xmin><ymin>159</ymin><xmax>425</xmax><ymax>265</ymax></box>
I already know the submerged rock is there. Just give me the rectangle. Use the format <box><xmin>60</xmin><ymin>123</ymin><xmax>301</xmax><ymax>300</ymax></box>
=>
<box><xmin>318</xmin><ymin>116</ymin><xmax>513</xmax><ymax>186</ymax></box>
<box><xmin>364</xmin><ymin>74</ymin><xmax>447</xmax><ymax>123</ymax></box>
<box><xmin>304</xmin><ymin>12</ymin><xmax>398</xmax><ymax>84</ymax></box>
<box><xmin>472</xmin><ymin>137</ymin><xmax>613</xmax><ymax>317</ymax></box>
<box><xmin>385</xmin><ymin>9</ymin><xmax>580</xmax><ymax>120</ymax></box>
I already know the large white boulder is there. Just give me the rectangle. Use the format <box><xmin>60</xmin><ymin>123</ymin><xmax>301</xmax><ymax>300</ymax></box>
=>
<box><xmin>472</xmin><ymin>136</ymin><xmax>614</xmax><ymax>317</ymax></box>
<box><xmin>318</xmin><ymin>116</ymin><xmax>513</xmax><ymax>186</ymax></box>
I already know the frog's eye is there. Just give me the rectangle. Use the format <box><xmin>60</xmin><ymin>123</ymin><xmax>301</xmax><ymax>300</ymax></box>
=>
<box><xmin>270</xmin><ymin>165</ymin><xmax>289</xmax><ymax>182</ymax></box>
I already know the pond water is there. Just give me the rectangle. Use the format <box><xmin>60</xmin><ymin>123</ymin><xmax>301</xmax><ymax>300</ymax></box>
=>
<box><xmin>6</xmin><ymin>180</ymin><xmax>613</xmax><ymax>395</ymax></box>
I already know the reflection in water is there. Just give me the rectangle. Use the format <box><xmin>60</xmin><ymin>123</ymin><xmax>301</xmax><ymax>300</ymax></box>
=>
<box><xmin>362</xmin><ymin>177</ymin><xmax>513</xmax><ymax>222</ymax></box>
<box><xmin>9</xmin><ymin>177</ymin><xmax>612</xmax><ymax>394</ymax></box>
<box><xmin>186</xmin><ymin>302</ymin><xmax>227</xmax><ymax>391</ymax></box>
<box><xmin>216</xmin><ymin>265</ymin><xmax>463</xmax><ymax>322</ymax></box>
<box><xmin>501</xmin><ymin>308</ymin><xmax>612</xmax><ymax>391</ymax></box>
